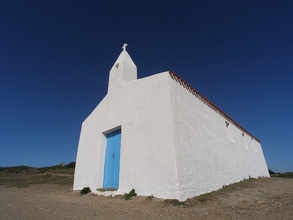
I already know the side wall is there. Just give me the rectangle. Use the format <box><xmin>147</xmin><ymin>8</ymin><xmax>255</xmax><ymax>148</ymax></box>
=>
<box><xmin>168</xmin><ymin>74</ymin><xmax>269</xmax><ymax>201</ymax></box>
<box><xmin>74</xmin><ymin>72</ymin><xmax>179</xmax><ymax>200</ymax></box>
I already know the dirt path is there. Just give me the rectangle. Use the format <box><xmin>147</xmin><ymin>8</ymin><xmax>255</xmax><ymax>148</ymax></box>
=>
<box><xmin>1</xmin><ymin>177</ymin><xmax>293</xmax><ymax>219</ymax></box>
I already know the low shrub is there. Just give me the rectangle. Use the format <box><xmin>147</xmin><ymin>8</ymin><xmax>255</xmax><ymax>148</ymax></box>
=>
<box><xmin>80</xmin><ymin>187</ymin><xmax>91</xmax><ymax>195</ymax></box>
<box><xmin>123</xmin><ymin>189</ymin><xmax>137</xmax><ymax>200</ymax></box>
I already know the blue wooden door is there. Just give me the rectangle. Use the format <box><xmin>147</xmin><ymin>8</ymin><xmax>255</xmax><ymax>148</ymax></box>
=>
<box><xmin>103</xmin><ymin>130</ymin><xmax>121</xmax><ymax>189</ymax></box>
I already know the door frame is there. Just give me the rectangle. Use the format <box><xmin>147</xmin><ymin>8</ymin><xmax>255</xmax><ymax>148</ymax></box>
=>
<box><xmin>102</xmin><ymin>128</ymin><xmax>121</xmax><ymax>190</ymax></box>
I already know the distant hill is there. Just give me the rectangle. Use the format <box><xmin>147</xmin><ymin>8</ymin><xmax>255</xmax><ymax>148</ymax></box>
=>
<box><xmin>268</xmin><ymin>168</ymin><xmax>293</xmax><ymax>178</ymax></box>
<box><xmin>0</xmin><ymin>162</ymin><xmax>75</xmax><ymax>175</ymax></box>
<box><xmin>270</xmin><ymin>172</ymin><xmax>293</xmax><ymax>178</ymax></box>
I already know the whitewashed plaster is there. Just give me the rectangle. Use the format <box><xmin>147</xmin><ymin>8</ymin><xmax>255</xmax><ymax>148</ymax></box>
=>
<box><xmin>167</xmin><ymin>75</ymin><xmax>269</xmax><ymax>201</ymax></box>
<box><xmin>74</xmin><ymin>46</ymin><xmax>269</xmax><ymax>201</ymax></box>
<box><xmin>74</xmin><ymin>46</ymin><xmax>179</xmax><ymax>199</ymax></box>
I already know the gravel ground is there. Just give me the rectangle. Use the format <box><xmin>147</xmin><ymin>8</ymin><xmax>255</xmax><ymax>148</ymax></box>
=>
<box><xmin>1</xmin><ymin>175</ymin><xmax>293</xmax><ymax>219</ymax></box>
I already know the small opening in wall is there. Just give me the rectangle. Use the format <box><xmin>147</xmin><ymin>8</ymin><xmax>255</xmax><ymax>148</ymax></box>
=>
<box><xmin>225</xmin><ymin>121</ymin><xmax>234</xmax><ymax>143</ymax></box>
<box><xmin>251</xmin><ymin>137</ymin><xmax>254</xmax><ymax>141</ymax></box>
<box><xmin>242</xmin><ymin>133</ymin><xmax>244</xmax><ymax>137</ymax></box>
<box><xmin>115</xmin><ymin>63</ymin><xmax>119</xmax><ymax>69</ymax></box>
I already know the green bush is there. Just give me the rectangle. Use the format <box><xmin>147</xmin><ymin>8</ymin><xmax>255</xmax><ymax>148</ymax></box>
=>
<box><xmin>66</xmin><ymin>162</ymin><xmax>76</xmax><ymax>168</ymax></box>
<box><xmin>268</xmin><ymin>169</ymin><xmax>275</xmax><ymax>175</ymax></box>
<box><xmin>80</xmin><ymin>187</ymin><xmax>91</xmax><ymax>195</ymax></box>
<box><xmin>124</xmin><ymin>189</ymin><xmax>137</xmax><ymax>200</ymax></box>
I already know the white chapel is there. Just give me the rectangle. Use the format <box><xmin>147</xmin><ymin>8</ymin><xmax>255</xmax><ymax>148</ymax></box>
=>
<box><xmin>73</xmin><ymin>45</ymin><xmax>269</xmax><ymax>201</ymax></box>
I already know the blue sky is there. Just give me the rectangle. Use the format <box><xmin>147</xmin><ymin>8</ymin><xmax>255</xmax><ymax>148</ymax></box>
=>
<box><xmin>0</xmin><ymin>1</ymin><xmax>292</xmax><ymax>172</ymax></box>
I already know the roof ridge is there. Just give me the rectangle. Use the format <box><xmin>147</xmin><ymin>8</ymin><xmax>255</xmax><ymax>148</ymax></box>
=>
<box><xmin>168</xmin><ymin>71</ymin><xmax>260</xmax><ymax>143</ymax></box>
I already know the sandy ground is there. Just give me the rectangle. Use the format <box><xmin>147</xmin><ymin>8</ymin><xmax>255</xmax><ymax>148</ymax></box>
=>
<box><xmin>1</xmin><ymin>176</ymin><xmax>293</xmax><ymax>220</ymax></box>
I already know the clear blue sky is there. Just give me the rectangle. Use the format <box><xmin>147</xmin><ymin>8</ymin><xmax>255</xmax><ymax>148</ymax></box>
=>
<box><xmin>0</xmin><ymin>1</ymin><xmax>292</xmax><ymax>172</ymax></box>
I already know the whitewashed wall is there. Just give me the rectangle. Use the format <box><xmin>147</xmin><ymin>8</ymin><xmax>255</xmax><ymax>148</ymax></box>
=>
<box><xmin>168</xmin><ymin>74</ymin><xmax>269</xmax><ymax>201</ymax></box>
<box><xmin>74</xmin><ymin>72</ymin><xmax>181</xmax><ymax>200</ymax></box>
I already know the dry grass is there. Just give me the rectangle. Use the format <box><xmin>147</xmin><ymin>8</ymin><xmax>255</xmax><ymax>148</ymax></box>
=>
<box><xmin>187</xmin><ymin>177</ymin><xmax>261</xmax><ymax>205</ymax></box>
<box><xmin>0</xmin><ymin>173</ymin><xmax>73</xmax><ymax>188</ymax></box>
<box><xmin>0</xmin><ymin>164</ymin><xmax>74</xmax><ymax>188</ymax></box>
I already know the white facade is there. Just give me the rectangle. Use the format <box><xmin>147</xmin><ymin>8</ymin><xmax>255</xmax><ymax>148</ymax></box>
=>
<box><xmin>74</xmin><ymin>45</ymin><xmax>269</xmax><ymax>201</ymax></box>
